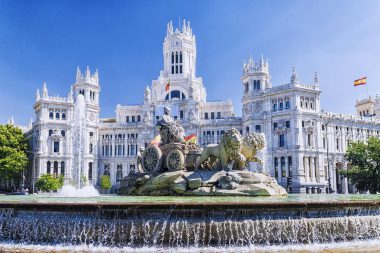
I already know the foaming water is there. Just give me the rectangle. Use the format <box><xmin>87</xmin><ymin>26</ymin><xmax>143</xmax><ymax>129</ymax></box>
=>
<box><xmin>1</xmin><ymin>239</ymin><xmax>380</xmax><ymax>252</ymax></box>
<box><xmin>57</xmin><ymin>185</ymin><xmax>99</xmax><ymax>197</ymax></box>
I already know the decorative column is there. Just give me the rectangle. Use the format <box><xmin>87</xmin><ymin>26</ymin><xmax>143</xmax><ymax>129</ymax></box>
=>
<box><xmin>311</xmin><ymin>157</ymin><xmax>315</xmax><ymax>182</ymax></box>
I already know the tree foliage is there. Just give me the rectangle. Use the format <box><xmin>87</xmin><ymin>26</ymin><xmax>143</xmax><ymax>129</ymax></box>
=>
<box><xmin>344</xmin><ymin>137</ymin><xmax>380</xmax><ymax>193</ymax></box>
<box><xmin>0</xmin><ymin>124</ymin><xmax>28</xmax><ymax>181</ymax></box>
<box><xmin>35</xmin><ymin>174</ymin><xmax>61</xmax><ymax>192</ymax></box>
<box><xmin>100</xmin><ymin>175</ymin><xmax>111</xmax><ymax>190</ymax></box>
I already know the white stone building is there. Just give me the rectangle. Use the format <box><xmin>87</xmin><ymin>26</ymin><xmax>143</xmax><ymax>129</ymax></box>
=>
<box><xmin>25</xmin><ymin>20</ymin><xmax>380</xmax><ymax>194</ymax></box>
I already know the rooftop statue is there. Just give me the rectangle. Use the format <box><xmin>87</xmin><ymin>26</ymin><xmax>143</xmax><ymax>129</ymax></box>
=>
<box><xmin>121</xmin><ymin>112</ymin><xmax>287</xmax><ymax>197</ymax></box>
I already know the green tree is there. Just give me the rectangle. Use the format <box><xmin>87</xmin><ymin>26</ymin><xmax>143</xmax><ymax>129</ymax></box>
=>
<box><xmin>100</xmin><ymin>175</ymin><xmax>111</xmax><ymax>191</ymax></box>
<box><xmin>0</xmin><ymin>124</ymin><xmax>29</xmax><ymax>186</ymax></box>
<box><xmin>344</xmin><ymin>137</ymin><xmax>380</xmax><ymax>193</ymax></box>
<box><xmin>35</xmin><ymin>174</ymin><xmax>61</xmax><ymax>192</ymax></box>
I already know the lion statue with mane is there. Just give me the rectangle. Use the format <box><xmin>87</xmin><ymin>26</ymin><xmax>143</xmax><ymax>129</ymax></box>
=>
<box><xmin>196</xmin><ymin>128</ymin><xmax>265</xmax><ymax>170</ymax></box>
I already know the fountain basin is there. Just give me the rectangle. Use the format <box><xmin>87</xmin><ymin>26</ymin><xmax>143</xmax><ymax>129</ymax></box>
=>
<box><xmin>1</xmin><ymin>195</ymin><xmax>380</xmax><ymax>248</ymax></box>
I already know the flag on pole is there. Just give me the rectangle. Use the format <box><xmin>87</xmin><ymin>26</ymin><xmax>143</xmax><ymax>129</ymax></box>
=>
<box><xmin>165</xmin><ymin>79</ymin><xmax>171</xmax><ymax>91</ymax></box>
<box><xmin>354</xmin><ymin>77</ymin><xmax>367</xmax><ymax>86</ymax></box>
<box><xmin>184</xmin><ymin>134</ymin><xmax>197</xmax><ymax>145</ymax></box>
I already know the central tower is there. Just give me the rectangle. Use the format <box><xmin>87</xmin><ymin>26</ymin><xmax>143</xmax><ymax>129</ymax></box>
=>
<box><xmin>163</xmin><ymin>20</ymin><xmax>196</xmax><ymax>78</ymax></box>
<box><xmin>151</xmin><ymin>20</ymin><xmax>206</xmax><ymax>103</ymax></box>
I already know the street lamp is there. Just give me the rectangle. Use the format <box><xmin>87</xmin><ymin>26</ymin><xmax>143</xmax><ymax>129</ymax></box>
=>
<box><xmin>319</xmin><ymin>111</ymin><xmax>336</xmax><ymax>194</ymax></box>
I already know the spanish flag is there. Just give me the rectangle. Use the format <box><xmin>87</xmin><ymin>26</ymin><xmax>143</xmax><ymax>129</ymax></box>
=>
<box><xmin>354</xmin><ymin>77</ymin><xmax>367</xmax><ymax>86</ymax></box>
<box><xmin>184</xmin><ymin>134</ymin><xmax>197</xmax><ymax>145</ymax></box>
<box><xmin>165</xmin><ymin>80</ymin><xmax>170</xmax><ymax>91</ymax></box>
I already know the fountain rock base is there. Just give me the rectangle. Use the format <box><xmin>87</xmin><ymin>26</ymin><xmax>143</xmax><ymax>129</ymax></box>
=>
<box><xmin>120</xmin><ymin>170</ymin><xmax>287</xmax><ymax>196</ymax></box>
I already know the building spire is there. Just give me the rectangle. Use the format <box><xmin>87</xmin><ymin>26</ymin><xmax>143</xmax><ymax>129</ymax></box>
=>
<box><xmin>42</xmin><ymin>81</ymin><xmax>48</xmax><ymax>98</ymax></box>
<box><xmin>36</xmin><ymin>89</ymin><xmax>40</xmax><ymax>101</ymax></box>
<box><xmin>314</xmin><ymin>71</ymin><xmax>319</xmax><ymax>85</ymax></box>
<box><xmin>290</xmin><ymin>67</ymin><xmax>299</xmax><ymax>84</ymax></box>
<box><xmin>76</xmin><ymin>66</ymin><xmax>81</xmax><ymax>82</ymax></box>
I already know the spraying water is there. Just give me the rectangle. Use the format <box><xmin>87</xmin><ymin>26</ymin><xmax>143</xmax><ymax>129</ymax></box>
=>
<box><xmin>58</xmin><ymin>94</ymin><xmax>99</xmax><ymax>197</ymax></box>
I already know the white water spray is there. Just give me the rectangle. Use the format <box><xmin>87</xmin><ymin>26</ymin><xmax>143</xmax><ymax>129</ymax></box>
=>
<box><xmin>58</xmin><ymin>94</ymin><xmax>99</xmax><ymax>197</ymax></box>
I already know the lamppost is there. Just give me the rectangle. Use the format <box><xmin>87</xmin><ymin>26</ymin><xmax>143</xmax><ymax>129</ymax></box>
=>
<box><xmin>319</xmin><ymin>111</ymin><xmax>336</xmax><ymax>194</ymax></box>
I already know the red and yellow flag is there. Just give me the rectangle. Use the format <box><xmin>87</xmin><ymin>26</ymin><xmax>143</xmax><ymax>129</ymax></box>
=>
<box><xmin>165</xmin><ymin>80</ymin><xmax>170</xmax><ymax>91</ymax></box>
<box><xmin>184</xmin><ymin>134</ymin><xmax>197</xmax><ymax>145</ymax></box>
<box><xmin>354</xmin><ymin>77</ymin><xmax>367</xmax><ymax>86</ymax></box>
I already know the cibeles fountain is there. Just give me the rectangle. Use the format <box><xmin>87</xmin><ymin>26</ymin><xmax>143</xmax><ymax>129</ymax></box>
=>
<box><xmin>121</xmin><ymin>106</ymin><xmax>287</xmax><ymax>196</ymax></box>
<box><xmin>58</xmin><ymin>93</ymin><xmax>99</xmax><ymax>197</ymax></box>
<box><xmin>2</xmin><ymin>107</ymin><xmax>380</xmax><ymax>252</ymax></box>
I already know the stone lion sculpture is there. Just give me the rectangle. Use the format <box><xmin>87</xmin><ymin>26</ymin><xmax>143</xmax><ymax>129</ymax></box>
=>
<box><xmin>196</xmin><ymin>128</ymin><xmax>245</xmax><ymax>170</ymax></box>
<box><xmin>240</xmin><ymin>131</ymin><xmax>265</xmax><ymax>166</ymax></box>
<box><xmin>197</xmin><ymin>129</ymin><xmax>266</xmax><ymax>171</ymax></box>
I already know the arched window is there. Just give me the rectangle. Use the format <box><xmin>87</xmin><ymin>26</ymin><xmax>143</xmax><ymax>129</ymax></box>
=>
<box><xmin>175</xmin><ymin>52</ymin><xmax>178</xmax><ymax>63</ymax></box>
<box><xmin>47</xmin><ymin>161</ymin><xmax>51</xmax><ymax>174</ymax></box>
<box><xmin>61</xmin><ymin>161</ymin><xmax>65</xmax><ymax>175</ymax></box>
<box><xmin>246</xmin><ymin>126</ymin><xmax>249</xmax><ymax>134</ymax></box>
<box><xmin>171</xmin><ymin>52</ymin><xmax>174</xmax><ymax>64</ymax></box>
<box><xmin>305</xmin><ymin>97</ymin><xmax>309</xmax><ymax>109</ymax></box>
<box><xmin>171</xmin><ymin>90</ymin><xmax>181</xmax><ymax>100</ymax></box>
<box><xmin>56</xmin><ymin>112</ymin><xmax>60</xmax><ymax>119</ymax></box>
<box><xmin>61</xmin><ymin>130</ymin><xmax>65</xmax><ymax>137</ymax></box>
<box><xmin>54</xmin><ymin>161</ymin><xmax>58</xmax><ymax>175</ymax></box>
<box><xmin>300</xmin><ymin>97</ymin><xmax>304</xmax><ymax>108</ymax></box>
<box><xmin>88</xmin><ymin>162</ymin><xmax>93</xmax><ymax>180</ymax></box>
<box><xmin>179</xmin><ymin>51</ymin><xmax>183</xmax><ymax>63</ymax></box>
<box><xmin>116</xmin><ymin>165</ymin><xmax>123</xmax><ymax>182</ymax></box>
<box><xmin>279</xmin><ymin>99</ymin><xmax>284</xmax><ymax>110</ymax></box>
<box><xmin>272</xmin><ymin>100</ymin><xmax>277</xmax><ymax>111</ymax></box>
<box><xmin>62</xmin><ymin>112</ymin><xmax>66</xmax><ymax>119</ymax></box>
<box><xmin>49</xmin><ymin>111</ymin><xmax>54</xmax><ymax>119</ymax></box>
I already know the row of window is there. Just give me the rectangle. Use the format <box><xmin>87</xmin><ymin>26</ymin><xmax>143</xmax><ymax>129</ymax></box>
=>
<box><xmin>171</xmin><ymin>52</ymin><xmax>183</xmax><ymax>74</ymax></box>
<box><xmin>102</xmin><ymin>133</ymin><xmax>138</xmax><ymax>139</ymax></box>
<box><xmin>79</xmin><ymin>89</ymin><xmax>97</xmax><ymax>101</ymax></box>
<box><xmin>103</xmin><ymin>164</ymin><xmax>136</xmax><ymax>182</ymax></box>
<box><xmin>102</xmin><ymin>144</ymin><xmax>138</xmax><ymax>157</ymax></box>
<box><xmin>272</xmin><ymin>97</ymin><xmax>291</xmax><ymax>111</ymax></box>
<box><xmin>244</xmin><ymin>80</ymin><xmax>261</xmax><ymax>93</ymax></box>
<box><xmin>126</xmin><ymin>115</ymin><xmax>141</xmax><ymax>123</ymax></box>
<box><xmin>49</xmin><ymin>109</ymin><xmax>66</xmax><ymax>120</ymax></box>
<box><xmin>46</xmin><ymin>161</ymin><xmax>65</xmax><ymax>175</ymax></box>
<box><xmin>204</xmin><ymin>112</ymin><xmax>222</xmax><ymax>119</ymax></box>
<box><xmin>300</xmin><ymin>96</ymin><xmax>315</xmax><ymax>109</ymax></box>
<box><xmin>274</xmin><ymin>156</ymin><xmax>293</xmax><ymax>178</ymax></box>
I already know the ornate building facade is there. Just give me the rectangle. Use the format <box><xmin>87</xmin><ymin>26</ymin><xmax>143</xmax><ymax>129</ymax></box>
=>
<box><xmin>25</xmin><ymin>20</ymin><xmax>380</xmax><ymax>194</ymax></box>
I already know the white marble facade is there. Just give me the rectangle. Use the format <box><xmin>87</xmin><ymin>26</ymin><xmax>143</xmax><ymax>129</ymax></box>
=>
<box><xmin>26</xmin><ymin>20</ymin><xmax>380</xmax><ymax>193</ymax></box>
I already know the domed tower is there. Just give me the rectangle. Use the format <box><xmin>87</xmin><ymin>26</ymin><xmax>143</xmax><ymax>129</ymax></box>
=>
<box><xmin>241</xmin><ymin>55</ymin><xmax>271</xmax><ymax>135</ymax></box>
<box><xmin>241</xmin><ymin>55</ymin><xmax>271</xmax><ymax>96</ymax></box>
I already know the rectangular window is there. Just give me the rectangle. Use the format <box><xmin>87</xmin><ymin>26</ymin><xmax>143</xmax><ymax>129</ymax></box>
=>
<box><xmin>255</xmin><ymin>125</ymin><xmax>261</xmax><ymax>132</ymax></box>
<box><xmin>323</xmin><ymin>138</ymin><xmax>326</xmax><ymax>149</ymax></box>
<box><xmin>205</xmin><ymin>112</ymin><xmax>208</xmax><ymax>119</ymax></box>
<box><xmin>53</xmin><ymin>141</ymin><xmax>59</xmax><ymax>153</ymax></box>
<box><xmin>245</xmin><ymin>83</ymin><xmax>249</xmax><ymax>92</ymax></box>
<box><xmin>126</xmin><ymin>116</ymin><xmax>129</xmax><ymax>122</ymax></box>
<box><xmin>132</xmin><ymin>116</ymin><xmax>135</xmax><ymax>122</ymax></box>
<box><xmin>286</xmin><ymin>121</ymin><xmax>290</xmax><ymax>128</ymax></box>
<box><xmin>274</xmin><ymin>123</ymin><xmax>278</xmax><ymax>130</ymax></box>
<box><xmin>171</xmin><ymin>66</ymin><xmax>174</xmax><ymax>74</ymax></box>
<box><xmin>217</xmin><ymin>112</ymin><xmax>221</xmax><ymax>119</ymax></box>
<box><xmin>180</xmin><ymin>110</ymin><xmax>183</xmax><ymax>119</ymax></box>
<box><xmin>179</xmin><ymin>52</ymin><xmax>182</xmax><ymax>63</ymax></box>
<box><xmin>138</xmin><ymin>115</ymin><xmax>141</xmax><ymax>122</ymax></box>
<box><xmin>288</xmin><ymin>157</ymin><xmax>293</xmax><ymax>177</ymax></box>
<box><xmin>175</xmin><ymin>65</ymin><xmax>178</xmax><ymax>74</ymax></box>
<box><xmin>211</xmin><ymin>112</ymin><xmax>215</xmax><ymax>119</ymax></box>
<box><xmin>274</xmin><ymin>158</ymin><xmax>278</xmax><ymax>178</ymax></box>
<box><xmin>179</xmin><ymin>65</ymin><xmax>182</xmax><ymax>73</ymax></box>
<box><xmin>279</xmin><ymin>134</ymin><xmax>285</xmax><ymax>147</ymax></box>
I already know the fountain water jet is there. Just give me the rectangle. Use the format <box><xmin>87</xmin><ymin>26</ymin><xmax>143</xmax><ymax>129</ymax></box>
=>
<box><xmin>57</xmin><ymin>94</ymin><xmax>99</xmax><ymax>197</ymax></box>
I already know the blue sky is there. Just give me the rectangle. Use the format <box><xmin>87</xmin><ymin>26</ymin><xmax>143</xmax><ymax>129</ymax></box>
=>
<box><xmin>0</xmin><ymin>0</ymin><xmax>379</xmax><ymax>125</ymax></box>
